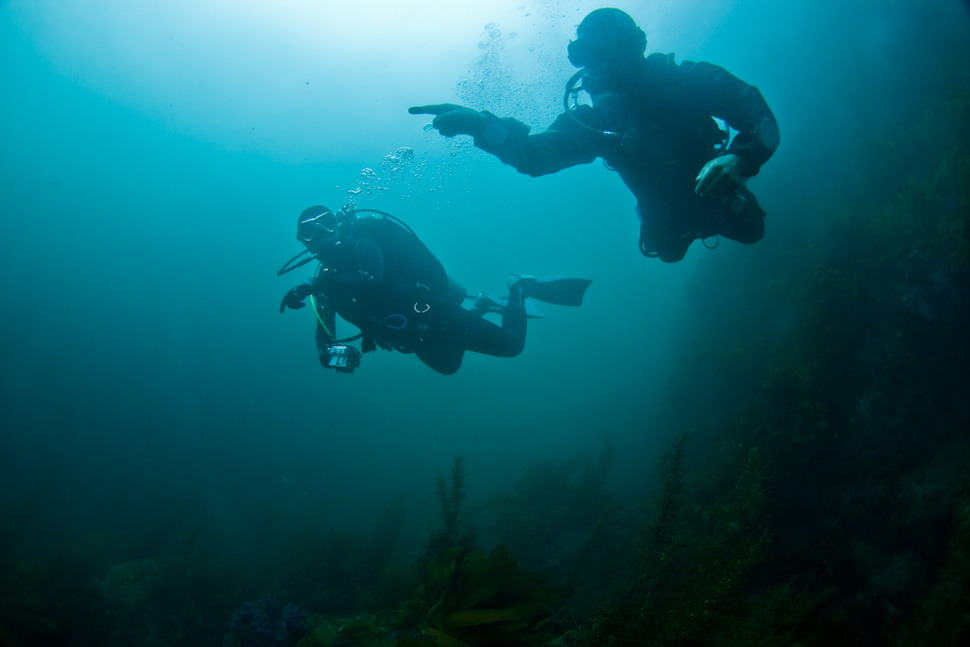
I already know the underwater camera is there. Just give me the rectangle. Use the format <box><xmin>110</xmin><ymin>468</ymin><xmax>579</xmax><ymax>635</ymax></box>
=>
<box><xmin>321</xmin><ymin>344</ymin><xmax>362</xmax><ymax>373</ymax></box>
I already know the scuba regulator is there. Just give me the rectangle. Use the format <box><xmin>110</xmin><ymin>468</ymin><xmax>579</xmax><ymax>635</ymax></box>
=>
<box><xmin>563</xmin><ymin>69</ymin><xmax>620</xmax><ymax>139</ymax></box>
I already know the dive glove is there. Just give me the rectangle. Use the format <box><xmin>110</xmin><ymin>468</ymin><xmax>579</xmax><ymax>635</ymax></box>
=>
<box><xmin>695</xmin><ymin>154</ymin><xmax>743</xmax><ymax>198</ymax></box>
<box><xmin>408</xmin><ymin>104</ymin><xmax>488</xmax><ymax>138</ymax></box>
<box><xmin>280</xmin><ymin>282</ymin><xmax>312</xmax><ymax>313</ymax></box>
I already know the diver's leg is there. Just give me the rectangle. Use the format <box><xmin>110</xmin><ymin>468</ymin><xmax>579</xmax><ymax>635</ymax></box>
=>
<box><xmin>499</xmin><ymin>280</ymin><xmax>528</xmax><ymax>353</ymax></box>
<box><xmin>718</xmin><ymin>186</ymin><xmax>766</xmax><ymax>244</ymax></box>
<box><xmin>639</xmin><ymin>204</ymin><xmax>693</xmax><ymax>262</ymax></box>
<box><xmin>450</xmin><ymin>294</ymin><xmax>527</xmax><ymax>359</ymax></box>
<box><xmin>413</xmin><ymin>342</ymin><xmax>464</xmax><ymax>375</ymax></box>
<box><xmin>656</xmin><ymin>237</ymin><xmax>692</xmax><ymax>263</ymax></box>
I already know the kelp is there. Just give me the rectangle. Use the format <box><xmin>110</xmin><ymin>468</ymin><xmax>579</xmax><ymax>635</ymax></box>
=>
<box><xmin>399</xmin><ymin>545</ymin><xmax>558</xmax><ymax>647</ymax></box>
<box><xmin>473</xmin><ymin>437</ymin><xmax>617</xmax><ymax>580</ymax></box>
<box><xmin>576</xmin><ymin>434</ymin><xmax>781</xmax><ymax>647</ymax></box>
<box><xmin>397</xmin><ymin>458</ymin><xmax>560</xmax><ymax>647</ymax></box>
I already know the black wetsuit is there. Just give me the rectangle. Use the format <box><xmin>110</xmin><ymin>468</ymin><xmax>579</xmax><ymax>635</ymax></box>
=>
<box><xmin>473</xmin><ymin>53</ymin><xmax>780</xmax><ymax>262</ymax></box>
<box><xmin>310</xmin><ymin>216</ymin><xmax>525</xmax><ymax>374</ymax></box>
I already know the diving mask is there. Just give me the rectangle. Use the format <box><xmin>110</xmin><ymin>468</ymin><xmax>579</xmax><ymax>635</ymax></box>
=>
<box><xmin>297</xmin><ymin>208</ymin><xmax>338</xmax><ymax>244</ymax></box>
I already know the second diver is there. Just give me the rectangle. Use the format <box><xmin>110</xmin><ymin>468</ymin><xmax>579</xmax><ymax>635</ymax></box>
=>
<box><xmin>278</xmin><ymin>205</ymin><xmax>591</xmax><ymax>375</ymax></box>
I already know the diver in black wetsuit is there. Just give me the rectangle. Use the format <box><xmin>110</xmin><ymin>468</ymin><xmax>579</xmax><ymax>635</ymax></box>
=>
<box><xmin>278</xmin><ymin>205</ymin><xmax>591</xmax><ymax>375</ymax></box>
<box><xmin>410</xmin><ymin>8</ymin><xmax>779</xmax><ymax>263</ymax></box>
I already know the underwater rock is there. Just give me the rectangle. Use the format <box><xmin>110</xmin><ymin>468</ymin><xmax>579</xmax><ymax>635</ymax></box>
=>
<box><xmin>224</xmin><ymin>594</ymin><xmax>308</xmax><ymax>647</ymax></box>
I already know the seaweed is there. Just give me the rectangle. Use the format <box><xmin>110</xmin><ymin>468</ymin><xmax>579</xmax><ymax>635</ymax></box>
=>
<box><xmin>576</xmin><ymin>434</ymin><xmax>779</xmax><ymax>647</ymax></box>
<box><xmin>892</xmin><ymin>465</ymin><xmax>970</xmax><ymax>646</ymax></box>
<box><xmin>395</xmin><ymin>458</ymin><xmax>561</xmax><ymax>647</ymax></box>
<box><xmin>423</xmin><ymin>457</ymin><xmax>475</xmax><ymax>562</ymax></box>
<box><xmin>473</xmin><ymin>437</ymin><xmax>618</xmax><ymax>582</ymax></box>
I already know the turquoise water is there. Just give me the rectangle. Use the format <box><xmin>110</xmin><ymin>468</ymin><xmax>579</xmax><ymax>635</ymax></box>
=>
<box><xmin>2</xmin><ymin>2</ymin><xmax>969</xmax><ymax>644</ymax></box>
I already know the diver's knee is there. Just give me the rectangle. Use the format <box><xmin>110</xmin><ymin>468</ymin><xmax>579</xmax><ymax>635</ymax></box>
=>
<box><xmin>722</xmin><ymin>218</ymin><xmax>764</xmax><ymax>245</ymax></box>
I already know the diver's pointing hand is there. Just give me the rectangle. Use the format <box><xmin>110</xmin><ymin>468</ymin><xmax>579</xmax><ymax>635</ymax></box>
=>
<box><xmin>408</xmin><ymin>104</ymin><xmax>463</xmax><ymax>116</ymax></box>
<box><xmin>409</xmin><ymin>104</ymin><xmax>487</xmax><ymax>138</ymax></box>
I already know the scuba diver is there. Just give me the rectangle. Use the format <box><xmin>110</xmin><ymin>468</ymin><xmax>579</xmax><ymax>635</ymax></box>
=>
<box><xmin>278</xmin><ymin>205</ymin><xmax>592</xmax><ymax>375</ymax></box>
<box><xmin>410</xmin><ymin>8</ymin><xmax>779</xmax><ymax>263</ymax></box>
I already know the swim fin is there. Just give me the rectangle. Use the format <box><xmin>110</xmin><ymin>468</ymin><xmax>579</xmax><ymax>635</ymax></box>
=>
<box><xmin>511</xmin><ymin>275</ymin><xmax>592</xmax><ymax>306</ymax></box>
